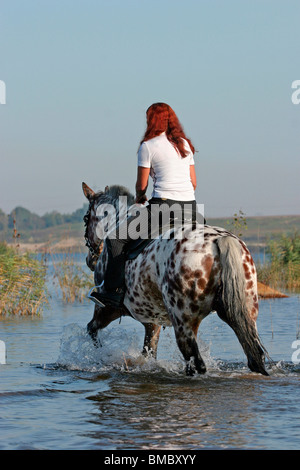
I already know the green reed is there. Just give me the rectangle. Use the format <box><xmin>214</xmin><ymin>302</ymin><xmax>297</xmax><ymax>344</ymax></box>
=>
<box><xmin>257</xmin><ymin>231</ymin><xmax>300</xmax><ymax>291</ymax></box>
<box><xmin>0</xmin><ymin>242</ymin><xmax>48</xmax><ymax>315</ymax></box>
<box><xmin>50</xmin><ymin>249</ymin><xmax>93</xmax><ymax>303</ymax></box>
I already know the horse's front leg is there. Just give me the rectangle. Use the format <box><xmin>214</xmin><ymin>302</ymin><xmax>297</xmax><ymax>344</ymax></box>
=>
<box><xmin>87</xmin><ymin>304</ymin><xmax>124</xmax><ymax>345</ymax></box>
<box><xmin>142</xmin><ymin>323</ymin><xmax>161</xmax><ymax>359</ymax></box>
<box><xmin>87</xmin><ymin>317</ymin><xmax>99</xmax><ymax>345</ymax></box>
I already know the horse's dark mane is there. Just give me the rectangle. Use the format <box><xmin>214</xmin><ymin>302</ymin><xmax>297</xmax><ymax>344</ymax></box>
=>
<box><xmin>102</xmin><ymin>185</ymin><xmax>135</xmax><ymax>206</ymax></box>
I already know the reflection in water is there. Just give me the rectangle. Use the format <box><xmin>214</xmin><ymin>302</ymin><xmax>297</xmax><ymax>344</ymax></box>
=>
<box><xmin>85</xmin><ymin>372</ymin><xmax>267</xmax><ymax>449</ymax></box>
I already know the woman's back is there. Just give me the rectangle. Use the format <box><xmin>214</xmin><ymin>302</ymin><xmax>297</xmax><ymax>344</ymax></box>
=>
<box><xmin>138</xmin><ymin>132</ymin><xmax>195</xmax><ymax>201</ymax></box>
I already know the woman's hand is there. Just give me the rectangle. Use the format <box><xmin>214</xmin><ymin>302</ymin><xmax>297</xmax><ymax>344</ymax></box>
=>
<box><xmin>135</xmin><ymin>193</ymin><xmax>148</xmax><ymax>204</ymax></box>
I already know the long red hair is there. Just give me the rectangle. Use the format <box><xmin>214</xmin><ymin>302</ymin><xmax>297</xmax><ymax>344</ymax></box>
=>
<box><xmin>140</xmin><ymin>103</ymin><xmax>195</xmax><ymax>158</ymax></box>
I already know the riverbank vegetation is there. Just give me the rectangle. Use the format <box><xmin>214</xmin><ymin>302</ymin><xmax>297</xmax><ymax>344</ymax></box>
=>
<box><xmin>257</xmin><ymin>231</ymin><xmax>300</xmax><ymax>291</ymax></box>
<box><xmin>0</xmin><ymin>242</ymin><xmax>93</xmax><ymax>315</ymax></box>
<box><xmin>0</xmin><ymin>242</ymin><xmax>48</xmax><ymax>315</ymax></box>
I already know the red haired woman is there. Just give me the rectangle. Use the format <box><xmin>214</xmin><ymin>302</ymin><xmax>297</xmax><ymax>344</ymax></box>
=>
<box><xmin>91</xmin><ymin>103</ymin><xmax>199</xmax><ymax>308</ymax></box>
<box><xmin>135</xmin><ymin>102</ymin><xmax>196</xmax><ymax>204</ymax></box>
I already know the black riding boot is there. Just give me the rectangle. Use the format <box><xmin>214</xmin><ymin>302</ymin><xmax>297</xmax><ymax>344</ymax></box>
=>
<box><xmin>89</xmin><ymin>238</ymin><xmax>126</xmax><ymax>308</ymax></box>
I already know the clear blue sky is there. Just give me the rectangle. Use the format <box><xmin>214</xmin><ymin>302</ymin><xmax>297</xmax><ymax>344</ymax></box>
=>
<box><xmin>1</xmin><ymin>0</ymin><xmax>299</xmax><ymax>218</ymax></box>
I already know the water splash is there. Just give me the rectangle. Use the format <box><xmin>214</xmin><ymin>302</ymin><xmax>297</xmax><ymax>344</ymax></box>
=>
<box><xmin>55</xmin><ymin>321</ymin><xmax>300</xmax><ymax>378</ymax></box>
<box><xmin>56</xmin><ymin>322</ymin><xmax>223</xmax><ymax>376</ymax></box>
<box><xmin>56</xmin><ymin>323</ymin><xmax>143</xmax><ymax>371</ymax></box>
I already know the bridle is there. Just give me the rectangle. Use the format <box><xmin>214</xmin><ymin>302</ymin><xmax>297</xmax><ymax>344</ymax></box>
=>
<box><xmin>83</xmin><ymin>202</ymin><xmax>102</xmax><ymax>259</ymax></box>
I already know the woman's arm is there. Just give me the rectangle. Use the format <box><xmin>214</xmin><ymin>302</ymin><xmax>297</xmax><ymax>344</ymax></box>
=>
<box><xmin>190</xmin><ymin>165</ymin><xmax>197</xmax><ymax>190</ymax></box>
<box><xmin>135</xmin><ymin>166</ymin><xmax>150</xmax><ymax>203</ymax></box>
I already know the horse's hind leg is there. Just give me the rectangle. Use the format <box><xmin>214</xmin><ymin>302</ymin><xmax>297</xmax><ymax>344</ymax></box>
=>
<box><xmin>142</xmin><ymin>323</ymin><xmax>161</xmax><ymax>359</ymax></box>
<box><xmin>173</xmin><ymin>320</ymin><xmax>206</xmax><ymax>376</ymax></box>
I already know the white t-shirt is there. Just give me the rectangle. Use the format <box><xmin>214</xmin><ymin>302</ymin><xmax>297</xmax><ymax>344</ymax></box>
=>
<box><xmin>137</xmin><ymin>132</ymin><xmax>195</xmax><ymax>201</ymax></box>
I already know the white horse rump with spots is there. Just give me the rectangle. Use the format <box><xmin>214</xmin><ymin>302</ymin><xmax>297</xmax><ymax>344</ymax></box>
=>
<box><xmin>82</xmin><ymin>182</ymin><xmax>269</xmax><ymax>376</ymax></box>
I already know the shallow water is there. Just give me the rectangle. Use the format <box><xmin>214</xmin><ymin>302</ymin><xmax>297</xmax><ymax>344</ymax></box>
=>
<box><xmin>1</xmin><ymin>274</ymin><xmax>300</xmax><ymax>450</ymax></box>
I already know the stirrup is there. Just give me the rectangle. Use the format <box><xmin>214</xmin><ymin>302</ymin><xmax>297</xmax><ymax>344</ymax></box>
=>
<box><xmin>87</xmin><ymin>283</ymin><xmax>106</xmax><ymax>308</ymax></box>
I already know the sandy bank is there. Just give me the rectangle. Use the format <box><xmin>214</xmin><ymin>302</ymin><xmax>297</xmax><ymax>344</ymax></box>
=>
<box><xmin>257</xmin><ymin>281</ymin><xmax>288</xmax><ymax>299</ymax></box>
<box><xmin>9</xmin><ymin>237</ymin><xmax>85</xmax><ymax>253</ymax></box>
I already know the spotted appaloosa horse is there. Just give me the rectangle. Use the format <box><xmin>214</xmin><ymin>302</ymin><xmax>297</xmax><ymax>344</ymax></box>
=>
<box><xmin>82</xmin><ymin>182</ymin><xmax>269</xmax><ymax>376</ymax></box>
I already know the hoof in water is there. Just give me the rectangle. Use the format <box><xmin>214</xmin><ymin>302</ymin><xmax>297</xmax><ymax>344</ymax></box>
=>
<box><xmin>186</xmin><ymin>359</ymin><xmax>206</xmax><ymax>376</ymax></box>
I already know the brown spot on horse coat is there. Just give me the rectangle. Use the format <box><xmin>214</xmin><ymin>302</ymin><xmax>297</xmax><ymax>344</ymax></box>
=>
<box><xmin>197</xmin><ymin>277</ymin><xmax>206</xmax><ymax>290</ymax></box>
<box><xmin>203</xmin><ymin>255</ymin><xmax>214</xmax><ymax>278</ymax></box>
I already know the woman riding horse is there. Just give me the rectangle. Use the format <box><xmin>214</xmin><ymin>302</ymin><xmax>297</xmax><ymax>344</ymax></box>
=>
<box><xmin>91</xmin><ymin>103</ymin><xmax>201</xmax><ymax>308</ymax></box>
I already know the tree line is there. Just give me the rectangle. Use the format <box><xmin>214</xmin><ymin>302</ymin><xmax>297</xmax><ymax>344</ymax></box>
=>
<box><xmin>0</xmin><ymin>204</ymin><xmax>88</xmax><ymax>234</ymax></box>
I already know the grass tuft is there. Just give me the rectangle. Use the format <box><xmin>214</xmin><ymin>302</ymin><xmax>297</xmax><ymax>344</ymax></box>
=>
<box><xmin>0</xmin><ymin>242</ymin><xmax>48</xmax><ymax>315</ymax></box>
<box><xmin>257</xmin><ymin>231</ymin><xmax>300</xmax><ymax>291</ymax></box>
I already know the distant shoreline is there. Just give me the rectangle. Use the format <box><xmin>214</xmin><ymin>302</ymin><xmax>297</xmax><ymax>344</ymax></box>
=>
<box><xmin>3</xmin><ymin>214</ymin><xmax>300</xmax><ymax>253</ymax></box>
<box><xmin>7</xmin><ymin>237</ymin><xmax>269</xmax><ymax>254</ymax></box>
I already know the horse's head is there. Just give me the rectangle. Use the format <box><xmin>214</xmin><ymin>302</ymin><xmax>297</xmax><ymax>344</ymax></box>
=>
<box><xmin>82</xmin><ymin>182</ymin><xmax>134</xmax><ymax>271</ymax></box>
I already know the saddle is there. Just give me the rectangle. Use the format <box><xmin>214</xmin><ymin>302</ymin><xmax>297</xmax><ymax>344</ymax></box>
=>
<box><xmin>125</xmin><ymin>209</ymin><xmax>205</xmax><ymax>260</ymax></box>
<box><xmin>126</xmin><ymin>237</ymin><xmax>153</xmax><ymax>260</ymax></box>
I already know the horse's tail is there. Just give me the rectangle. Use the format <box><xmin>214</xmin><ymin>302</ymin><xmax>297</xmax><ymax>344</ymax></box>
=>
<box><xmin>216</xmin><ymin>236</ymin><xmax>269</xmax><ymax>375</ymax></box>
